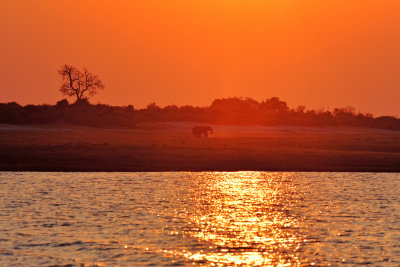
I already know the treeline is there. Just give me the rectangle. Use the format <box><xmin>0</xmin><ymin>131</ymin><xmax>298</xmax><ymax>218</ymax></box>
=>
<box><xmin>137</xmin><ymin>97</ymin><xmax>400</xmax><ymax>130</ymax></box>
<box><xmin>1</xmin><ymin>97</ymin><xmax>399</xmax><ymax>130</ymax></box>
<box><xmin>0</xmin><ymin>99</ymin><xmax>135</xmax><ymax>128</ymax></box>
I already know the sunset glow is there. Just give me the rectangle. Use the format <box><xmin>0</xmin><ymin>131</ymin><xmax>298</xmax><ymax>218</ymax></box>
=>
<box><xmin>1</xmin><ymin>2</ymin><xmax>400</xmax><ymax>265</ymax></box>
<box><xmin>1</xmin><ymin>0</ymin><xmax>400</xmax><ymax>115</ymax></box>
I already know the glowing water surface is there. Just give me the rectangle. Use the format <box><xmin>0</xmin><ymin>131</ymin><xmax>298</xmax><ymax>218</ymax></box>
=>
<box><xmin>1</xmin><ymin>172</ymin><xmax>400</xmax><ymax>266</ymax></box>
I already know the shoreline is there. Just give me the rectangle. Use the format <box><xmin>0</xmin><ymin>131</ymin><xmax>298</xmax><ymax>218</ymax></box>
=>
<box><xmin>1</xmin><ymin>123</ymin><xmax>399</xmax><ymax>173</ymax></box>
<box><xmin>1</xmin><ymin>169</ymin><xmax>399</xmax><ymax>173</ymax></box>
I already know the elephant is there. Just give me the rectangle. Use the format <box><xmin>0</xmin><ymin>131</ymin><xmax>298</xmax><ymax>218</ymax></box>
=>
<box><xmin>192</xmin><ymin>125</ymin><xmax>213</xmax><ymax>138</ymax></box>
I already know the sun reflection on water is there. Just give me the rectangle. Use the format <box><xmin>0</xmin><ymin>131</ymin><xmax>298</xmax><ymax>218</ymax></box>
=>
<box><xmin>3</xmin><ymin>172</ymin><xmax>399</xmax><ymax>266</ymax></box>
<box><xmin>175</xmin><ymin>172</ymin><xmax>304</xmax><ymax>266</ymax></box>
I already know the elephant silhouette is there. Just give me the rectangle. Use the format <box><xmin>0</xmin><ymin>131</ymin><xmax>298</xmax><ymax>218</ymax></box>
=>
<box><xmin>192</xmin><ymin>126</ymin><xmax>213</xmax><ymax>138</ymax></box>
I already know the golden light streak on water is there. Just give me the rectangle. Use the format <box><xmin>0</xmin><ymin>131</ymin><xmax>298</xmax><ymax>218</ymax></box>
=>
<box><xmin>166</xmin><ymin>172</ymin><xmax>305</xmax><ymax>266</ymax></box>
<box><xmin>2</xmin><ymin>172</ymin><xmax>400</xmax><ymax>266</ymax></box>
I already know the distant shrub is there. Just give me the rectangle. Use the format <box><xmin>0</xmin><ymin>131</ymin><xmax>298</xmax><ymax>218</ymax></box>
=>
<box><xmin>56</xmin><ymin>99</ymin><xmax>69</xmax><ymax>107</ymax></box>
<box><xmin>125</xmin><ymin>105</ymin><xmax>134</xmax><ymax>112</ymax></box>
<box><xmin>74</xmin><ymin>98</ymin><xmax>90</xmax><ymax>106</ymax></box>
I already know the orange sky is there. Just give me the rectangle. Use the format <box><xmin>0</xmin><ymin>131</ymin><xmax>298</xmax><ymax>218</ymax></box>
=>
<box><xmin>1</xmin><ymin>0</ymin><xmax>400</xmax><ymax>115</ymax></box>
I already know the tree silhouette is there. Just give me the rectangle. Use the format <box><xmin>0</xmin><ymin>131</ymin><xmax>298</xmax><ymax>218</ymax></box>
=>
<box><xmin>58</xmin><ymin>65</ymin><xmax>105</xmax><ymax>103</ymax></box>
<box><xmin>260</xmin><ymin>97</ymin><xmax>288</xmax><ymax>113</ymax></box>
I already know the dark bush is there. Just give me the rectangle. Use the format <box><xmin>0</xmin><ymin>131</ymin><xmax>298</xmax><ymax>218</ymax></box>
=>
<box><xmin>56</xmin><ymin>99</ymin><xmax>69</xmax><ymax>108</ymax></box>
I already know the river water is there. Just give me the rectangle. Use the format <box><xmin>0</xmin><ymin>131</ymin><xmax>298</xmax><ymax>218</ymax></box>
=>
<box><xmin>1</xmin><ymin>172</ymin><xmax>399</xmax><ymax>266</ymax></box>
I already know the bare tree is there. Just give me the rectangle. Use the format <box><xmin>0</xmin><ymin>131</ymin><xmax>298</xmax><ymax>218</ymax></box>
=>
<box><xmin>58</xmin><ymin>65</ymin><xmax>105</xmax><ymax>103</ymax></box>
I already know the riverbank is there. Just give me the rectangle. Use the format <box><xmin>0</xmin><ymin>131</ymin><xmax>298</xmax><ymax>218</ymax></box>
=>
<box><xmin>1</xmin><ymin>123</ymin><xmax>399</xmax><ymax>172</ymax></box>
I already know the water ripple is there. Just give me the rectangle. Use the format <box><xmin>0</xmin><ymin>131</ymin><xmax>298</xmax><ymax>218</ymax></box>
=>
<box><xmin>0</xmin><ymin>171</ymin><xmax>400</xmax><ymax>266</ymax></box>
